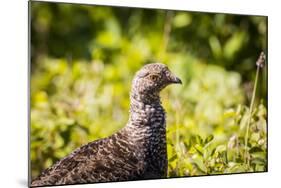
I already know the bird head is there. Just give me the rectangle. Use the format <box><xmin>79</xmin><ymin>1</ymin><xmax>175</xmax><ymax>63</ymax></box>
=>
<box><xmin>131</xmin><ymin>63</ymin><xmax>182</xmax><ymax>101</ymax></box>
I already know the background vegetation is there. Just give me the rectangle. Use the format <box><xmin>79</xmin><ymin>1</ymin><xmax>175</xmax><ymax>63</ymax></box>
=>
<box><xmin>30</xmin><ymin>2</ymin><xmax>267</xmax><ymax>179</ymax></box>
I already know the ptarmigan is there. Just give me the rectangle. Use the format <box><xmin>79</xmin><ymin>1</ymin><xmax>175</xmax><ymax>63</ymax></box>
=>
<box><xmin>31</xmin><ymin>63</ymin><xmax>182</xmax><ymax>187</ymax></box>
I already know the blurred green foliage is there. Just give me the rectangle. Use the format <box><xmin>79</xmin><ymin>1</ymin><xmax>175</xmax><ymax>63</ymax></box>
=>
<box><xmin>30</xmin><ymin>2</ymin><xmax>267</xmax><ymax>179</ymax></box>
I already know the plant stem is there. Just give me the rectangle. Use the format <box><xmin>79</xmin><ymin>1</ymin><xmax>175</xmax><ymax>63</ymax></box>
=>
<box><xmin>244</xmin><ymin>66</ymin><xmax>260</xmax><ymax>166</ymax></box>
<box><xmin>161</xmin><ymin>10</ymin><xmax>173</xmax><ymax>59</ymax></box>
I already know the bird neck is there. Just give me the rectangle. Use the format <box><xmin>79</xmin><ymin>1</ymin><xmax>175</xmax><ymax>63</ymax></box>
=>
<box><xmin>126</xmin><ymin>92</ymin><xmax>167</xmax><ymax>165</ymax></box>
<box><xmin>127</xmin><ymin>92</ymin><xmax>165</xmax><ymax>130</ymax></box>
<box><xmin>130</xmin><ymin>89</ymin><xmax>160</xmax><ymax>105</ymax></box>
<box><xmin>124</xmin><ymin>91</ymin><xmax>167</xmax><ymax>167</ymax></box>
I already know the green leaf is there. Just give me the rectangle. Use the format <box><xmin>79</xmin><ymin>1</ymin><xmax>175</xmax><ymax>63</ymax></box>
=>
<box><xmin>205</xmin><ymin>135</ymin><xmax>214</xmax><ymax>144</ymax></box>
<box><xmin>194</xmin><ymin>144</ymin><xmax>204</xmax><ymax>156</ymax></box>
<box><xmin>209</xmin><ymin>36</ymin><xmax>222</xmax><ymax>58</ymax></box>
<box><xmin>169</xmin><ymin>155</ymin><xmax>177</xmax><ymax>162</ymax></box>
<box><xmin>249</xmin><ymin>146</ymin><xmax>263</xmax><ymax>153</ymax></box>
<box><xmin>195</xmin><ymin>135</ymin><xmax>203</xmax><ymax>145</ymax></box>
<box><xmin>215</xmin><ymin>145</ymin><xmax>226</xmax><ymax>153</ymax></box>
<box><xmin>251</xmin><ymin>157</ymin><xmax>266</xmax><ymax>165</ymax></box>
<box><xmin>173</xmin><ymin>13</ymin><xmax>191</xmax><ymax>28</ymax></box>
<box><xmin>224</xmin><ymin>31</ymin><xmax>246</xmax><ymax>60</ymax></box>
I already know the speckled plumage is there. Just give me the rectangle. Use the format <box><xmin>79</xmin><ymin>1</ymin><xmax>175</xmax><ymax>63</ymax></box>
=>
<box><xmin>31</xmin><ymin>63</ymin><xmax>182</xmax><ymax>187</ymax></box>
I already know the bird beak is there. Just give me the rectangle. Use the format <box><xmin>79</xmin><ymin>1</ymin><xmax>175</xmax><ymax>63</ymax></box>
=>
<box><xmin>169</xmin><ymin>73</ymin><xmax>182</xmax><ymax>84</ymax></box>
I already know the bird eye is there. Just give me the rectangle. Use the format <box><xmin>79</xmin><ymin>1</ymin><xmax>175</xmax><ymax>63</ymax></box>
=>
<box><xmin>150</xmin><ymin>74</ymin><xmax>159</xmax><ymax>81</ymax></box>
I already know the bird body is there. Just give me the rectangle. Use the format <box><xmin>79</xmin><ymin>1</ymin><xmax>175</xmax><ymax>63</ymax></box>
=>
<box><xmin>31</xmin><ymin>63</ymin><xmax>181</xmax><ymax>187</ymax></box>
